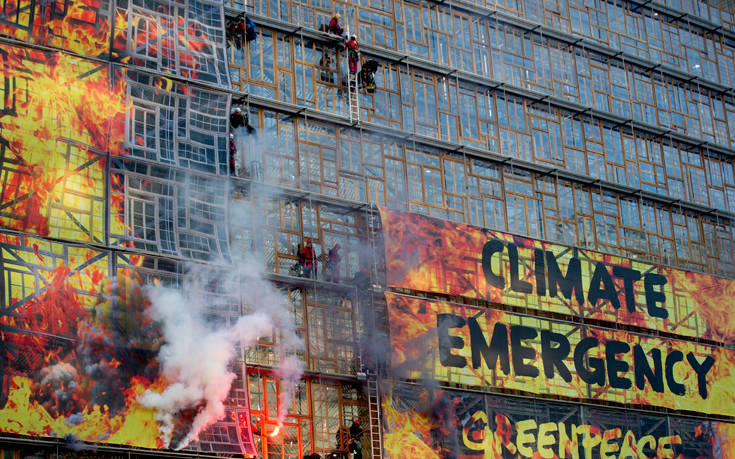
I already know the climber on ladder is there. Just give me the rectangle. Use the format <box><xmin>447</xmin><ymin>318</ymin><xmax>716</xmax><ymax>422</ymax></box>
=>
<box><xmin>337</xmin><ymin>23</ymin><xmax>360</xmax><ymax>122</ymax></box>
<box><xmin>345</xmin><ymin>34</ymin><xmax>359</xmax><ymax>75</ymax></box>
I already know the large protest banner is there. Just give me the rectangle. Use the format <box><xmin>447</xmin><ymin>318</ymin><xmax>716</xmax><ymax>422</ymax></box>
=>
<box><xmin>386</xmin><ymin>293</ymin><xmax>735</xmax><ymax>416</ymax></box>
<box><xmin>379</xmin><ymin>207</ymin><xmax>735</xmax><ymax>344</ymax></box>
<box><xmin>381</xmin><ymin>382</ymin><xmax>735</xmax><ymax>458</ymax></box>
<box><xmin>0</xmin><ymin>3</ymin><xmax>248</xmax><ymax>451</ymax></box>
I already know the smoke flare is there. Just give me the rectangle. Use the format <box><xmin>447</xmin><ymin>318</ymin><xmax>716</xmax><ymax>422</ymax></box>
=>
<box><xmin>139</xmin><ymin>255</ymin><xmax>303</xmax><ymax>449</ymax></box>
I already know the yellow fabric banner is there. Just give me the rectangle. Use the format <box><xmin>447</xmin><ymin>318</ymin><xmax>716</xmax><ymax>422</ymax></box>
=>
<box><xmin>380</xmin><ymin>206</ymin><xmax>735</xmax><ymax>344</ymax></box>
<box><xmin>386</xmin><ymin>292</ymin><xmax>735</xmax><ymax>417</ymax></box>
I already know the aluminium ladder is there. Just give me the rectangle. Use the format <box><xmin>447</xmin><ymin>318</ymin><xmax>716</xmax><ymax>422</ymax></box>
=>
<box><xmin>344</xmin><ymin>23</ymin><xmax>360</xmax><ymax>123</ymax></box>
<box><xmin>367</xmin><ymin>377</ymin><xmax>382</xmax><ymax>459</ymax></box>
<box><xmin>347</xmin><ymin>63</ymin><xmax>360</xmax><ymax>123</ymax></box>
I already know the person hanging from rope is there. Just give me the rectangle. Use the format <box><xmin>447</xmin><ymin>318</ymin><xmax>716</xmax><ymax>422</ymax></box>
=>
<box><xmin>324</xmin><ymin>243</ymin><xmax>341</xmax><ymax>282</ymax></box>
<box><xmin>348</xmin><ymin>419</ymin><xmax>364</xmax><ymax>459</ymax></box>
<box><xmin>359</xmin><ymin>59</ymin><xmax>378</xmax><ymax>93</ymax></box>
<box><xmin>300</xmin><ymin>238</ymin><xmax>317</xmax><ymax>278</ymax></box>
<box><xmin>229</xmin><ymin>133</ymin><xmax>237</xmax><ymax>176</ymax></box>
<box><xmin>327</xmin><ymin>13</ymin><xmax>344</xmax><ymax>36</ymax></box>
<box><xmin>231</xmin><ymin>107</ymin><xmax>246</xmax><ymax>129</ymax></box>
<box><xmin>245</xmin><ymin>16</ymin><xmax>257</xmax><ymax>42</ymax></box>
<box><xmin>226</xmin><ymin>14</ymin><xmax>246</xmax><ymax>49</ymax></box>
<box><xmin>345</xmin><ymin>34</ymin><xmax>359</xmax><ymax>75</ymax></box>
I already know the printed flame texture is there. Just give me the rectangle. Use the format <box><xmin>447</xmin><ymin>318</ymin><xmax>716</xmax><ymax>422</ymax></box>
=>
<box><xmin>379</xmin><ymin>206</ymin><xmax>735</xmax><ymax>344</ymax></box>
<box><xmin>386</xmin><ymin>293</ymin><xmax>735</xmax><ymax>417</ymax></box>
<box><xmin>0</xmin><ymin>0</ymin><xmax>235</xmax><ymax>450</ymax></box>
<box><xmin>381</xmin><ymin>382</ymin><xmax>735</xmax><ymax>459</ymax></box>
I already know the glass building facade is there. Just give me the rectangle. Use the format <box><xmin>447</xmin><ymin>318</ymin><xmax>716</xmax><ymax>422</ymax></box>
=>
<box><xmin>223</xmin><ymin>0</ymin><xmax>735</xmax><ymax>456</ymax></box>
<box><xmin>228</xmin><ymin>0</ymin><xmax>735</xmax><ymax>277</ymax></box>
<box><xmin>1</xmin><ymin>0</ymin><xmax>734</xmax><ymax>458</ymax></box>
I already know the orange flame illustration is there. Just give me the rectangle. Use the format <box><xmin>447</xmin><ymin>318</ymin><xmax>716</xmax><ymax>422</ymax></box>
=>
<box><xmin>112</xmin><ymin>5</ymin><xmax>215</xmax><ymax>82</ymax></box>
<box><xmin>0</xmin><ymin>375</ymin><xmax>166</xmax><ymax>448</ymax></box>
<box><xmin>379</xmin><ymin>207</ymin><xmax>735</xmax><ymax>345</ymax></box>
<box><xmin>0</xmin><ymin>44</ymin><xmax>128</xmax><ymax>241</ymax></box>
<box><xmin>0</xmin><ymin>234</ymin><xmax>162</xmax><ymax>446</ymax></box>
<box><xmin>382</xmin><ymin>390</ymin><xmax>439</xmax><ymax>459</ymax></box>
<box><xmin>0</xmin><ymin>0</ymin><xmax>111</xmax><ymax>57</ymax></box>
<box><xmin>0</xmin><ymin>0</ymin><xmax>230</xmax><ymax>451</ymax></box>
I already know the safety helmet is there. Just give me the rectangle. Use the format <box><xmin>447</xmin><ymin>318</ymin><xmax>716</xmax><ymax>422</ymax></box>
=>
<box><xmin>351</xmin><ymin>34</ymin><xmax>356</xmax><ymax>40</ymax></box>
<box><xmin>230</xmin><ymin>133</ymin><xmax>234</xmax><ymax>138</ymax></box>
<box><xmin>233</xmin><ymin>107</ymin><xmax>242</xmax><ymax>113</ymax></box>
<box><xmin>334</xmin><ymin>13</ymin><xmax>341</xmax><ymax>19</ymax></box>
<box><xmin>354</xmin><ymin>419</ymin><xmax>360</xmax><ymax>424</ymax></box>
<box><xmin>335</xmin><ymin>243</ymin><xmax>341</xmax><ymax>249</ymax></box>
<box><xmin>307</xmin><ymin>238</ymin><xmax>312</xmax><ymax>243</ymax></box>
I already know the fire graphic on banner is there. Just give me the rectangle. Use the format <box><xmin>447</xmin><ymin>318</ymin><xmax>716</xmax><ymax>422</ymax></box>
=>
<box><xmin>111</xmin><ymin>1</ymin><xmax>230</xmax><ymax>87</ymax></box>
<box><xmin>0</xmin><ymin>35</ymin><xmax>229</xmax><ymax>448</ymax></box>
<box><xmin>0</xmin><ymin>43</ymin><xmax>127</xmax><ymax>242</ymax></box>
<box><xmin>0</xmin><ymin>0</ymin><xmax>112</xmax><ymax>57</ymax></box>
<box><xmin>381</xmin><ymin>383</ymin><xmax>479</xmax><ymax>459</ymax></box>
<box><xmin>381</xmin><ymin>382</ymin><xmax>735</xmax><ymax>459</ymax></box>
<box><xmin>0</xmin><ymin>232</ymin><xmax>167</xmax><ymax>447</ymax></box>
<box><xmin>386</xmin><ymin>293</ymin><xmax>735</xmax><ymax>417</ymax></box>
<box><xmin>379</xmin><ymin>207</ymin><xmax>735</xmax><ymax>344</ymax></box>
<box><xmin>0</xmin><ymin>0</ymin><xmax>249</xmax><ymax>451</ymax></box>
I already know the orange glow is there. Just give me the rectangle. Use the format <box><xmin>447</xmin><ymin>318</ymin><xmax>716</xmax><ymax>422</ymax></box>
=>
<box><xmin>0</xmin><ymin>1</ymin><xmax>227</xmax><ymax>452</ymax></box>
<box><xmin>382</xmin><ymin>382</ymin><xmax>735</xmax><ymax>458</ymax></box>
<box><xmin>112</xmin><ymin>7</ymin><xmax>214</xmax><ymax>82</ymax></box>
<box><xmin>714</xmin><ymin>422</ymin><xmax>735</xmax><ymax>458</ymax></box>
<box><xmin>0</xmin><ymin>232</ymin><xmax>158</xmax><ymax>446</ymax></box>
<box><xmin>665</xmin><ymin>268</ymin><xmax>735</xmax><ymax>343</ymax></box>
<box><xmin>269</xmin><ymin>425</ymin><xmax>281</xmax><ymax>437</ymax></box>
<box><xmin>60</xmin><ymin>2</ymin><xmax>112</xmax><ymax>56</ymax></box>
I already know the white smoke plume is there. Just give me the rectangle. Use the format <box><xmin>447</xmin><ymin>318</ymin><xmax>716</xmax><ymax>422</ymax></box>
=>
<box><xmin>233</xmin><ymin>125</ymin><xmax>255</xmax><ymax>176</ymax></box>
<box><xmin>236</xmin><ymin>249</ymin><xmax>304</xmax><ymax>429</ymax></box>
<box><xmin>139</xmin><ymin>178</ymin><xmax>303</xmax><ymax>449</ymax></box>
<box><xmin>233</xmin><ymin>123</ymin><xmax>280</xmax><ymax>184</ymax></box>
